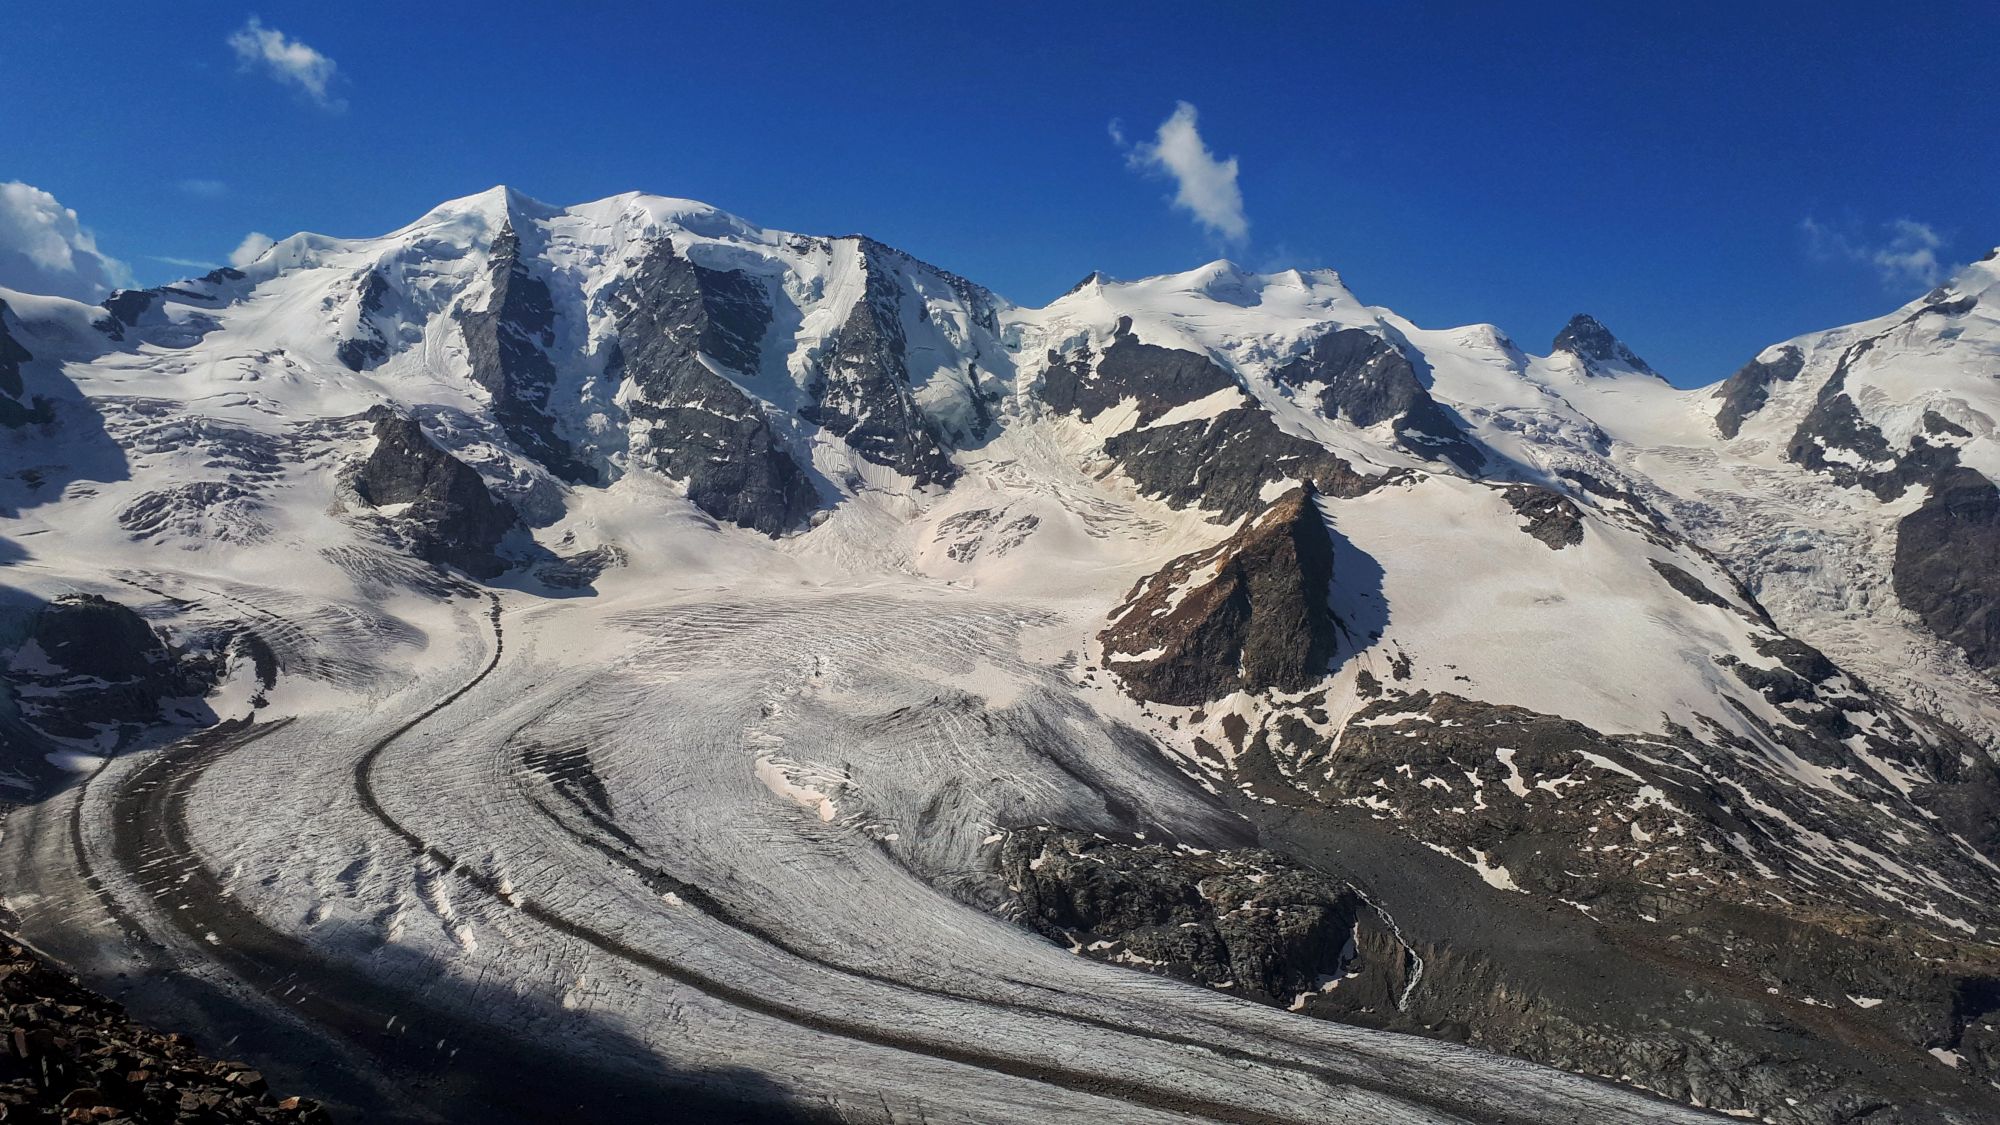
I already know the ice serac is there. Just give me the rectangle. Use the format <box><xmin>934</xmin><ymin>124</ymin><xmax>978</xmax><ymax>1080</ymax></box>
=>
<box><xmin>351</xmin><ymin>406</ymin><xmax>518</xmax><ymax>578</ymax></box>
<box><xmin>1711</xmin><ymin>344</ymin><xmax>1805</xmax><ymax>437</ymax></box>
<box><xmin>455</xmin><ymin>221</ymin><xmax>597</xmax><ymax>485</ymax></box>
<box><xmin>1895</xmin><ymin>465</ymin><xmax>2000</xmax><ymax>670</ymax></box>
<box><xmin>803</xmin><ymin>240</ymin><xmax>959</xmax><ymax>486</ymax></box>
<box><xmin>607</xmin><ymin>237</ymin><xmax>817</xmax><ymax>536</ymax></box>
<box><xmin>1550</xmin><ymin>312</ymin><xmax>1661</xmax><ymax>378</ymax></box>
<box><xmin>1101</xmin><ymin>486</ymin><xmax>1342</xmax><ymax>705</ymax></box>
<box><xmin>1272</xmin><ymin>326</ymin><xmax>1481</xmax><ymax>470</ymax></box>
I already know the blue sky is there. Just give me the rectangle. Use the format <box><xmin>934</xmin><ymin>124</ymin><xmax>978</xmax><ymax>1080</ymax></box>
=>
<box><xmin>3</xmin><ymin>1</ymin><xmax>1995</xmax><ymax>385</ymax></box>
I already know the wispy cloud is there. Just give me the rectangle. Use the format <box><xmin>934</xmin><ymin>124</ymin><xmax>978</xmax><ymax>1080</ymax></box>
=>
<box><xmin>230</xmin><ymin>232</ymin><xmax>276</xmax><ymax>269</ymax></box>
<box><xmin>148</xmin><ymin>255</ymin><xmax>223</xmax><ymax>271</ymax></box>
<box><xmin>1114</xmin><ymin>101</ymin><xmax>1249</xmax><ymax>244</ymax></box>
<box><xmin>1801</xmin><ymin>215</ymin><xmax>1947</xmax><ymax>288</ymax></box>
<box><xmin>229</xmin><ymin>17</ymin><xmax>344</xmax><ymax>111</ymax></box>
<box><xmin>0</xmin><ymin>181</ymin><xmax>133</xmax><ymax>301</ymax></box>
<box><xmin>177</xmin><ymin>178</ymin><xmax>228</xmax><ymax>200</ymax></box>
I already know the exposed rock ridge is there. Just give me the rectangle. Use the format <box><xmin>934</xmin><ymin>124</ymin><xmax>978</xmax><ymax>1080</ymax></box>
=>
<box><xmin>454</xmin><ymin>222</ymin><xmax>596</xmax><ymax>484</ymax></box>
<box><xmin>802</xmin><ymin>244</ymin><xmax>959</xmax><ymax>486</ymax></box>
<box><xmin>351</xmin><ymin>406</ymin><xmax>518</xmax><ymax>578</ymax></box>
<box><xmin>1551</xmin><ymin>313</ymin><xmax>1660</xmax><ymax>378</ymax></box>
<box><xmin>607</xmin><ymin>238</ymin><xmax>816</xmax><ymax>536</ymax></box>
<box><xmin>1100</xmin><ymin>487</ymin><xmax>1342</xmax><ymax>705</ymax></box>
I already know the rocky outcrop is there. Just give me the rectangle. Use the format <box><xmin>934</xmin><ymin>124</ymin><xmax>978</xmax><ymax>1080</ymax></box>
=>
<box><xmin>1894</xmin><ymin>465</ymin><xmax>2000</xmax><ymax>670</ymax></box>
<box><xmin>0</xmin><ymin>299</ymin><xmax>50</xmax><ymax>428</ymax></box>
<box><xmin>1501</xmin><ymin>485</ymin><xmax>1583</xmax><ymax>548</ymax></box>
<box><xmin>455</xmin><ymin>223</ymin><xmax>596</xmax><ymax>484</ymax></box>
<box><xmin>0</xmin><ymin>938</ymin><xmax>331</xmax><ymax>1123</ymax></box>
<box><xmin>333</xmin><ymin>270</ymin><xmax>390</xmax><ymax>373</ymax></box>
<box><xmin>3</xmin><ymin>595</ymin><xmax>220</xmax><ymax>747</ymax></box>
<box><xmin>1551</xmin><ymin>313</ymin><xmax>1660</xmax><ymax>378</ymax></box>
<box><xmin>804</xmin><ymin>246</ymin><xmax>958</xmax><ymax>486</ymax></box>
<box><xmin>1101</xmin><ymin>487</ymin><xmax>1342</xmax><ymax>705</ymax></box>
<box><xmin>351</xmin><ymin>407</ymin><xmax>518</xmax><ymax>578</ymax></box>
<box><xmin>1272</xmin><ymin>328</ymin><xmax>1480</xmax><ymax>470</ymax></box>
<box><xmin>1000</xmin><ymin>829</ymin><xmax>1364</xmax><ymax>1003</ymax></box>
<box><xmin>607</xmin><ymin>239</ymin><xmax>816</xmax><ymax>536</ymax></box>
<box><xmin>1041</xmin><ymin>318</ymin><xmax>1237</xmax><ymax>425</ymax></box>
<box><xmin>1712</xmin><ymin>345</ymin><xmax>1804</xmax><ymax>438</ymax></box>
<box><xmin>1104</xmin><ymin>406</ymin><xmax>1378</xmax><ymax>521</ymax></box>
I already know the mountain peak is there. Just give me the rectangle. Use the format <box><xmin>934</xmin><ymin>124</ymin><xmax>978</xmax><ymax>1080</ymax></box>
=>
<box><xmin>1551</xmin><ymin>313</ymin><xmax>1660</xmax><ymax>378</ymax></box>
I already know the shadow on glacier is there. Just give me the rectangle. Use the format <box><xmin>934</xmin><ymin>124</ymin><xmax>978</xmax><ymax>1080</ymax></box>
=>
<box><xmin>0</xmin><ymin>362</ymin><xmax>132</xmax><ymax>527</ymax></box>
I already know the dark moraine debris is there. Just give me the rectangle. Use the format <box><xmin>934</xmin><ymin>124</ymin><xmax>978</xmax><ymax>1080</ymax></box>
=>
<box><xmin>455</xmin><ymin>222</ymin><xmax>597</xmax><ymax>484</ymax></box>
<box><xmin>1712</xmin><ymin>344</ymin><xmax>1805</xmax><ymax>438</ymax></box>
<box><xmin>803</xmin><ymin>244</ymin><xmax>959</xmax><ymax>486</ymax></box>
<box><xmin>1550</xmin><ymin>313</ymin><xmax>1660</xmax><ymax>378</ymax></box>
<box><xmin>1041</xmin><ymin>316</ymin><xmax>1239</xmax><ymax>426</ymax></box>
<box><xmin>1101</xmin><ymin>487</ymin><xmax>1343</xmax><ymax>705</ymax></box>
<box><xmin>1501</xmin><ymin>484</ymin><xmax>1584</xmax><ymax>549</ymax></box>
<box><xmin>608</xmin><ymin>237</ymin><xmax>816</xmax><ymax>536</ymax></box>
<box><xmin>1894</xmin><ymin>465</ymin><xmax>2000</xmax><ymax>670</ymax></box>
<box><xmin>1272</xmin><ymin>327</ymin><xmax>1480</xmax><ymax>470</ymax></box>
<box><xmin>1000</xmin><ymin>827</ymin><xmax>1364</xmax><ymax>1003</ymax></box>
<box><xmin>0</xmin><ymin>939</ymin><xmax>333</xmax><ymax>1123</ymax></box>
<box><xmin>352</xmin><ymin>406</ymin><xmax>518</xmax><ymax>578</ymax></box>
<box><xmin>1104</xmin><ymin>406</ymin><xmax>1376</xmax><ymax>522</ymax></box>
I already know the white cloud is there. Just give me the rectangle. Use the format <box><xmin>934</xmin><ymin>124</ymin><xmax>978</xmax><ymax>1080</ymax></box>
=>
<box><xmin>1802</xmin><ymin>215</ymin><xmax>1947</xmax><ymax>288</ymax></box>
<box><xmin>229</xmin><ymin>17</ymin><xmax>343</xmax><ymax>110</ymax></box>
<box><xmin>1117</xmin><ymin>101</ymin><xmax>1249</xmax><ymax>244</ymax></box>
<box><xmin>229</xmin><ymin>232</ymin><xmax>276</xmax><ymax>270</ymax></box>
<box><xmin>149</xmin><ymin>255</ymin><xmax>223</xmax><ymax>271</ymax></box>
<box><xmin>0</xmin><ymin>181</ymin><xmax>133</xmax><ymax>301</ymax></box>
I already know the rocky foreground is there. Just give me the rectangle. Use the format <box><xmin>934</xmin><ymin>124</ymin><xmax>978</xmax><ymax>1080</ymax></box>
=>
<box><xmin>0</xmin><ymin>939</ymin><xmax>329</xmax><ymax>1124</ymax></box>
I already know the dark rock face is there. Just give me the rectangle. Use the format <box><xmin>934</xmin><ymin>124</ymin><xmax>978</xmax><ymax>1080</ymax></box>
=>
<box><xmin>1551</xmin><ymin>313</ymin><xmax>1660</xmax><ymax>378</ymax></box>
<box><xmin>0</xmin><ymin>938</ymin><xmax>332</xmax><ymax>1123</ymax></box>
<box><xmin>1000</xmin><ymin>828</ymin><xmax>1364</xmax><ymax>1002</ymax></box>
<box><xmin>1712</xmin><ymin>345</ymin><xmax>1805</xmax><ymax>438</ymax></box>
<box><xmin>1272</xmin><ymin>328</ymin><xmax>1480</xmax><ymax>470</ymax></box>
<box><xmin>1104</xmin><ymin>406</ymin><xmax>1377</xmax><ymax>522</ymax></box>
<box><xmin>0</xmin><ymin>300</ymin><xmax>50</xmax><ymax>428</ymax></box>
<box><xmin>334</xmin><ymin>270</ymin><xmax>391</xmax><ymax>373</ymax></box>
<box><xmin>352</xmin><ymin>407</ymin><xmax>518</xmax><ymax>578</ymax></box>
<box><xmin>607</xmin><ymin>239</ymin><xmax>816</xmax><ymax>536</ymax></box>
<box><xmin>803</xmin><ymin>246</ymin><xmax>958</xmax><ymax>486</ymax></box>
<box><xmin>1649</xmin><ymin>558</ymin><xmax>1735</xmax><ymax>612</ymax></box>
<box><xmin>1041</xmin><ymin>318</ymin><xmax>1238</xmax><ymax>426</ymax></box>
<box><xmin>1501</xmin><ymin>485</ymin><xmax>1583</xmax><ymax>548</ymax></box>
<box><xmin>1102</xmin><ymin>488</ymin><xmax>1342</xmax><ymax>705</ymax></box>
<box><xmin>1894</xmin><ymin>466</ymin><xmax>2000</xmax><ymax>670</ymax></box>
<box><xmin>3</xmin><ymin>595</ymin><xmax>219</xmax><ymax>745</ymax></box>
<box><xmin>454</xmin><ymin>223</ymin><xmax>596</xmax><ymax>484</ymax></box>
<box><xmin>97</xmin><ymin>289</ymin><xmax>157</xmax><ymax>334</ymax></box>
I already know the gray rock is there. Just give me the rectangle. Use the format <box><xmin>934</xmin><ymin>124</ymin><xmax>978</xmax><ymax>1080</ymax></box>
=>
<box><xmin>1501</xmin><ymin>484</ymin><xmax>1584</xmax><ymax>548</ymax></box>
<box><xmin>1101</xmin><ymin>488</ymin><xmax>1343</xmax><ymax>705</ymax></box>
<box><xmin>803</xmin><ymin>244</ymin><xmax>959</xmax><ymax>486</ymax></box>
<box><xmin>1894</xmin><ymin>465</ymin><xmax>2000</xmax><ymax>670</ymax></box>
<box><xmin>1041</xmin><ymin>317</ymin><xmax>1237</xmax><ymax>426</ymax></box>
<box><xmin>1712</xmin><ymin>345</ymin><xmax>1804</xmax><ymax>438</ymax></box>
<box><xmin>1272</xmin><ymin>327</ymin><xmax>1480</xmax><ymax>470</ymax></box>
<box><xmin>454</xmin><ymin>222</ymin><xmax>597</xmax><ymax>484</ymax></box>
<box><xmin>352</xmin><ymin>406</ymin><xmax>518</xmax><ymax>578</ymax></box>
<box><xmin>1104</xmin><ymin>406</ymin><xmax>1379</xmax><ymax>522</ymax></box>
<box><xmin>1551</xmin><ymin>313</ymin><xmax>1661</xmax><ymax>378</ymax></box>
<box><xmin>607</xmin><ymin>239</ymin><xmax>817</xmax><ymax>536</ymax></box>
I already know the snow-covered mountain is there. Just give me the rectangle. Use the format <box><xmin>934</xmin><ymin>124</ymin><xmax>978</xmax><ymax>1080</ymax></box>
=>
<box><xmin>3</xmin><ymin>188</ymin><xmax>1998</xmax><ymax>1124</ymax></box>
